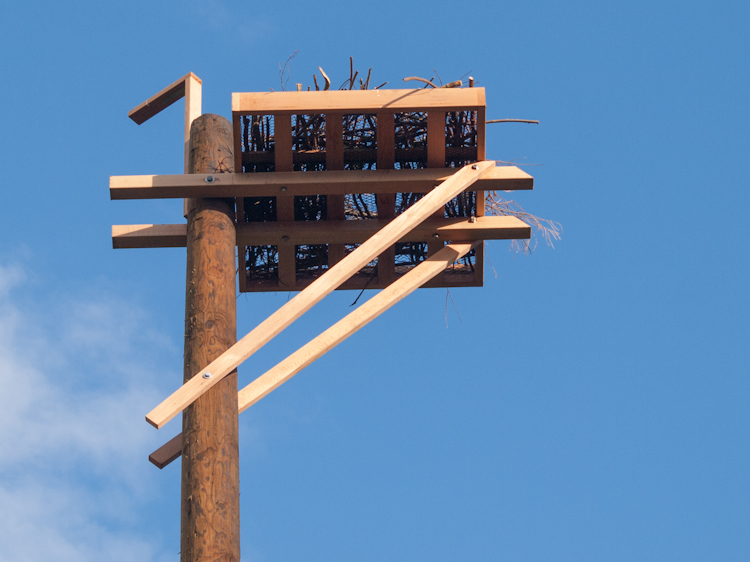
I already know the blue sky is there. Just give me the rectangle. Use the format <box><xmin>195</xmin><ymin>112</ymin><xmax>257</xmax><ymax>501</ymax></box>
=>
<box><xmin>1</xmin><ymin>0</ymin><xmax>748</xmax><ymax>560</ymax></box>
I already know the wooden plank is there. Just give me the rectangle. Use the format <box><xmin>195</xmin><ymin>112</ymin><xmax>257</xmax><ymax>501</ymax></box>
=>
<box><xmin>149</xmin><ymin>433</ymin><xmax>183</xmax><ymax>469</ymax></box>
<box><xmin>149</xmin><ymin>242</ymin><xmax>477</xmax><ymax>469</ymax></box>
<box><xmin>326</xmin><ymin>114</ymin><xmax>345</xmax><ymax>266</ymax></box>
<box><xmin>427</xmin><ymin>111</ymin><xmax>447</xmax><ymax>259</ymax></box>
<box><xmin>109</xmin><ymin>166</ymin><xmax>533</xmax><ymax>199</ymax></box>
<box><xmin>233</xmin><ymin>88</ymin><xmax>486</xmax><ymax>115</ymax></box>
<box><xmin>112</xmin><ymin>224</ymin><xmax>187</xmax><ymax>248</ymax></box>
<box><xmin>475</xmin><ymin>106</ymin><xmax>487</xmax><ymax>285</ymax></box>
<box><xmin>113</xmin><ymin>216</ymin><xmax>531</xmax><ymax>249</ymax></box>
<box><xmin>129</xmin><ymin>72</ymin><xmax>202</xmax><ymax>125</ymax></box>
<box><xmin>183</xmin><ymin>74</ymin><xmax>202</xmax><ymax>217</ymax></box>
<box><xmin>145</xmin><ymin>161</ymin><xmax>496</xmax><ymax>429</ymax></box>
<box><xmin>376</xmin><ymin>112</ymin><xmax>396</xmax><ymax>285</ymax></box>
<box><xmin>274</xmin><ymin>114</ymin><xmax>296</xmax><ymax>289</ymax></box>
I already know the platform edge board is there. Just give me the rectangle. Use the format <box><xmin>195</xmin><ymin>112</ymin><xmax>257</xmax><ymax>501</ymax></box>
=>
<box><xmin>232</xmin><ymin>88</ymin><xmax>485</xmax><ymax>115</ymax></box>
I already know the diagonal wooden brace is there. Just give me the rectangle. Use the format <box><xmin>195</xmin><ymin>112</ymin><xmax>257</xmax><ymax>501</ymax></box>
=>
<box><xmin>149</xmin><ymin>241</ymin><xmax>478</xmax><ymax>468</ymax></box>
<box><xmin>145</xmin><ymin>160</ymin><xmax>495</xmax><ymax>429</ymax></box>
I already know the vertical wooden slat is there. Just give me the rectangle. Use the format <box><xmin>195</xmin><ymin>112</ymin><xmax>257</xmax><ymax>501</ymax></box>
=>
<box><xmin>233</xmin><ymin>115</ymin><xmax>247</xmax><ymax>292</ymax></box>
<box><xmin>183</xmin><ymin>75</ymin><xmax>202</xmax><ymax>218</ymax></box>
<box><xmin>326</xmin><ymin>113</ymin><xmax>346</xmax><ymax>267</ymax></box>
<box><xmin>474</xmin><ymin>106</ymin><xmax>487</xmax><ymax>285</ymax></box>
<box><xmin>376</xmin><ymin>112</ymin><xmax>396</xmax><ymax>284</ymax></box>
<box><xmin>427</xmin><ymin>111</ymin><xmax>447</xmax><ymax>259</ymax></box>
<box><xmin>274</xmin><ymin>114</ymin><xmax>296</xmax><ymax>290</ymax></box>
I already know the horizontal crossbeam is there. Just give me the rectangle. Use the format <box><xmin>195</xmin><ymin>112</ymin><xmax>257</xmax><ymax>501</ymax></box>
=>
<box><xmin>149</xmin><ymin>242</ymin><xmax>477</xmax><ymax>468</ymax></box>
<box><xmin>232</xmin><ymin>88</ymin><xmax>485</xmax><ymax>115</ymax></box>
<box><xmin>145</xmin><ymin>161</ymin><xmax>495</xmax><ymax>429</ymax></box>
<box><xmin>109</xmin><ymin>166</ymin><xmax>532</xmax><ymax>200</ymax></box>
<box><xmin>112</xmin><ymin>216</ymin><xmax>530</xmax><ymax>249</ymax></box>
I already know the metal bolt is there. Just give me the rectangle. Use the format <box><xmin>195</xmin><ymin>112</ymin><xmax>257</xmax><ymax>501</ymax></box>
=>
<box><xmin>469</xmin><ymin>216</ymin><xmax>477</xmax><ymax>223</ymax></box>
<box><xmin>281</xmin><ymin>235</ymin><xmax>290</xmax><ymax>242</ymax></box>
<box><xmin>432</xmin><ymin>233</ymin><xmax>440</xmax><ymax>239</ymax></box>
<box><xmin>471</xmin><ymin>164</ymin><xmax>478</xmax><ymax>170</ymax></box>
<box><xmin>280</xmin><ymin>186</ymin><xmax>287</xmax><ymax>192</ymax></box>
<box><xmin>205</xmin><ymin>175</ymin><xmax>216</xmax><ymax>183</ymax></box>
<box><xmin>202</xmin><ymin>372</ymin><xmax>213</xmax><ymax>379</ymax></box>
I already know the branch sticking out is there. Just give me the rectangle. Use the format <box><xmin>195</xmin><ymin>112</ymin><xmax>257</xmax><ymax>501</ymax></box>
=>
<box><xmin>487</xmin><ymin>119</ymin><xmax>540</xmax><ymax>124</ymax></box>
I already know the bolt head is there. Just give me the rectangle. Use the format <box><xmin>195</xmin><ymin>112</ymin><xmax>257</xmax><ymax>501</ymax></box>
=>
<box><xmin>281</xmin><ymin>235</ymin><xmax>290</xmax><ymax>242</ymax></box>
<box><xmin>202</xmin><ymin>372</ymin><xmax>213</xmax><ymax>379</ymax></box>
<box><xmin>471</xmin><ymin>164</ymin><xmax>478</xmax><ymax>170</ymax></box>
<box><xmin>205</xmin><ymin>175</ymin><xmax>216</xmax><ymax>183</ymax></box>
<box><xmin>280</xmin><ymin>186</ymin><xmax>288</xmax><ymax>192</ymax></box>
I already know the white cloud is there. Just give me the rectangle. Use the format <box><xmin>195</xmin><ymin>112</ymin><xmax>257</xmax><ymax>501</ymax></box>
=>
<box><xmin>0</xmin><ymin>261</ymin><xmax>180</xmax><ymax>562</ymax></box>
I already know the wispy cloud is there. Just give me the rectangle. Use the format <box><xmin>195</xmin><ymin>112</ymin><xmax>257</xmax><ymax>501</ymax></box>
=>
<box><xmin>0</xmin><ymin>262</ymin><xmax>180</xmax><ymax>562</ymax></box>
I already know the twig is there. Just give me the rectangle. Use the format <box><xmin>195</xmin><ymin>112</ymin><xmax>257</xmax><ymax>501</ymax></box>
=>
<box><xmin>318</xmin><ymin>67</ymin><xmax>331</xmax><ymax>90</ymax></box>
<box><xmin>444</xmin><ymin>288</ymin><xmax>462</xmax><ymax>328</ymax></box>
<box><xmin>278</xmin><ymin>50</ymin><xmax>299</xmax><ymax>91</ymax></box>
<box><xmin>487</xmin><ymin>119</ymin><xmax>539</xmax><ymax>124</ymax></box>
<box><xmin>403</xmin><ymin>76</ymin><xmax>437</xmax><ymax>88</ymax></box>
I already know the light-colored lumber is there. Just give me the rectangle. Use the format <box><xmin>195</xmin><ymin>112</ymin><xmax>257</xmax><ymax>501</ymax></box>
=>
<box><xmin>232</xmin><ymin>88</ymin><xmax>485</xmax><ymax>115</ymax></box>
<box><xmin>109</xmin><ymin>166</ymin><xmax>533</xmax><ymax>200</ymax></box>
<box><xmin>235</xmin><ymin>243</ymin><xmax>477</xmax><ymax>413</ymax></box>
<box><xmin>113</xmin><ymin>216</ymin><xmax>531</xmax><ymax>249</ymax></box>
<box><xmin>145</xmin><ymin>161</ymin><xmax>495</xmax><ymax>429</ymax></box>
<box><xmin>182</xmin><ymin>74</ymin><xmax>202</xmax><ymax>217</ymax></box>
<box><xmin>149</xmin><ymin>242</ymin><xmax>477</xmax><ymax>468</ymax></box>
<box><xmin>128</xmin><ymin>72</ymin><xmax>202</xmax><ymax>125</ymax></box>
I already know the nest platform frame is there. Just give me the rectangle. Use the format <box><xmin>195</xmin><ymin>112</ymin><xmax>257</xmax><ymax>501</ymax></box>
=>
<box><xmin>232</xmin><ymin>87</ymin><xmax>492</xmax><ymax>293</ymax></box>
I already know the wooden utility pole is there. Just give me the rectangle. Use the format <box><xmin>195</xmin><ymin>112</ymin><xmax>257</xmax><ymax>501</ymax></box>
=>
<box><xmin>181</xmin><ymin>114</ymin><xmax>240</xmax><ymax>562</ymax></box>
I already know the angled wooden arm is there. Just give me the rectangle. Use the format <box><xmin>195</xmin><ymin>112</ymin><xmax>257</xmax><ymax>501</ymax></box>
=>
<box><xmin>145</xmin><ymin>161</ymin><xmax>495</xmax><ymax>429</ymax></box>
<box><xmin>149</xmin><ymin>241</ymin><xmax>478</xmax><ymax>468</ymax></box>
<box><xmin>127</xmin><ymin>71</ymin><xmax>202</xmax><ymax>215</ymax></box>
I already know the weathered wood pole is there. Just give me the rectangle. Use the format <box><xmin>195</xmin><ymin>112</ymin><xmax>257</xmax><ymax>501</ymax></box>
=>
<box><xmin>181</xmin><ymin>114</ymin><xmax>240</xmax><ymax>562</ymax></box>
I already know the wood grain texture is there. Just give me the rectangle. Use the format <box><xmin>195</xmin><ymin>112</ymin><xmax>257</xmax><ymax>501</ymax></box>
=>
<box><xmin>233</xmin><ymin>88</ymin><xmax>485</xmax><ymax>115</ymax></box>
<box><xmin>149</xmin><ymin>242</ymin><xmax>477</xmax><ymax>469</ymax></box>
<box><xmin>109</xmin><ymin>166</ymin><xmax>533</xmax><ymax>199</ymax></box>
<box><xmin>181</xmin><ymin>114</ymin><xmax>240</xmax><ymax>562</ymax></box>
<box><xmin>145</xmin><ymin>160</ymin><xmax>496</xmax><ymax>429</ymax></box>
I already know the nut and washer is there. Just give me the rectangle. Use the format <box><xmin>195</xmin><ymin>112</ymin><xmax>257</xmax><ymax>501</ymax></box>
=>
<box><xmin>205</xmin><ymin>175</ymin><xmax>216</xmax><ymax>183</ymax></box>
<box><xmin>202</xmin><ymin>372</ymin><xmax>213</xmax><ymax>379</ymax></box>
